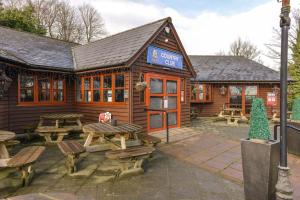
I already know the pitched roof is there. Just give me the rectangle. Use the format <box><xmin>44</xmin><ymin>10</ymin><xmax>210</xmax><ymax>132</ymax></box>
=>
<box><xmin>0</xmin><ymin>26</ymin><xmax>77</xmax><ymax>71</ymax></box>
<box><xmin>189</xmin><ymin>55</ymin><xmax>280</xmax><ymax>82</ymax></box>
<box><xmin>73</xmin><ymin>18</ymin><xmax>168</xmax><ymax>71</ymax></box>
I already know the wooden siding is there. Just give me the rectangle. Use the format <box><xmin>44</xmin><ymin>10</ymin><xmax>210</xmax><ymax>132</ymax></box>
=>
<box><xmin>131</xmin><ymin>24</ymin><xmax>193</xmax><ymax>131</ymax></box>
<box><xmin>0</xmin><ymin>96</ymin><xmax>8</xmax><ymax>130</ymax></box>
<box><xmin>192</xmin><ymin>83</ymin><xmax>280</xmax><ymax>118</ymax></box>
<box><xmin>4</xmin><ymin>77</ymin><xmax>74</xmax><ymax>134</ymax></box>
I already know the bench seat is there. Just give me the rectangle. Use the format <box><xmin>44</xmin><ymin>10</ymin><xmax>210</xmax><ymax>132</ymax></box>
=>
<box><xmin>140</xmin><ymin>135</ymin><xmax>161</xmax><ymax>147</ymax></box>
<box><xmin>105</xmin><ymin>146</ymin><xmax>155</xmax><ymax>178</ymax></box>
<box><xmin>7</xmin><ymin>146</ymin><xmax>45</xmax><ymax>186</ymax></box>
<box><xmin>58</xmin><ymin>141</ymin><xmax>85</xmax><ymax>174</ymax></box>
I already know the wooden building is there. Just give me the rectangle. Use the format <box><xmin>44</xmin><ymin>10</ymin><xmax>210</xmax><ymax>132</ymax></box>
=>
<box><xmin>189</xmin><ymin>56</ymin><xmax>281</xmax><ymax>118</ymax></box>
<box><xmin>0</xmin><ymin>17</ymin><xmax>195</xmax><ymax>134</ymax></box>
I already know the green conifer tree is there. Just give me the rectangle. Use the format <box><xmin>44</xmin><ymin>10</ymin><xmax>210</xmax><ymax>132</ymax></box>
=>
<box><xmin>292</xmin><ymin>98</ymin><xmax>300</xmax><ymax>120</ymax></box>
<box><xmin>248</xmin><ymin>98</ymin><xmax>271</xmax><ymax>140</ymax></box>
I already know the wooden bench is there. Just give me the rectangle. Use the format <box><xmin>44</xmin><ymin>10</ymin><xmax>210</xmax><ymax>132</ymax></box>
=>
<box><xmin>140</xmin><ymin>135</ymin><xmax>161</xmax><ymax>147</ymax></box>
<box><xmin>105</xmin><ymin>146</ymin><xmax>155</xmax><ymax>178</ymax></box>
<box><xmin>58</xmin><ymin>140</ymin><xmax>85</xmax><ymax>174</ymax></box>
<box><xmin>7</xmin><ymin>146</ymin><xmax>45</xmax><ymax>186</ymax></box>
<box><xmin>36</xmin><ymin>127</ymin><xmax>71</xmax><ymax>144</ymax></box>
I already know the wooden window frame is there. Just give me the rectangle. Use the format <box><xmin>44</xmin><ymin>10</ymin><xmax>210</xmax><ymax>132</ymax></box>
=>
<box><xmin>190</xmin><ymin>83</ymin><xmax>212</xmax><ymax>103</ymax></box>
<box><xmin>227</xmin><ymin>85</ymin><xmax>259</xmax><ymax>115</ymax></box>
<box><xmin>18</xmin><ymin>74</ymin><xmax>67</xmax><ymax>106</ymax></box>
<box><xmin>114</xmin><ymin>73</ymin><xmax>125</xmax><ymax>103</ymax></box>
<box><xmin>75</xmin><ymin>73</ymin><xmax>126</xmax><ymax>106</ymax></box>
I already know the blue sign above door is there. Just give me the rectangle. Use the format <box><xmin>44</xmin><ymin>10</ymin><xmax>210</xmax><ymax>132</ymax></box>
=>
<box><xmin>146</xmin><ymin>45</ymin><xmax>183</xmax><ymax>69</ymax></box>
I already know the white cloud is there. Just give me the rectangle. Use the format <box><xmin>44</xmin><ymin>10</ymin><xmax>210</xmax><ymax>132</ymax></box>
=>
<box><xmin>72</xmin><ymin>0</ymin><xmax>300</xmax><ymax>70</ymax></box>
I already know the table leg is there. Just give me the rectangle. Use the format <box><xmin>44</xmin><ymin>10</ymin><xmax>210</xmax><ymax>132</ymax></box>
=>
<box><xmin>38</xmin><ymin>118</ymin><xmax>44</xmax><ymax>128</ymax></box>
<box><xmin>120</xmin><ymin>135</ymin><xmax>126</xmax><ymax>150</ymax></box>
<box><xmin>0</xmin><ymin>143</ymin><xmax>9</xmax><ymax>159</ymax></box>
<box><xmin>76</xmin><ymin>119</ymin><xmax>82</xmax><ymax>127</ymax></box>
<box><xmin>55</xmin><ymin>120</ymin><xmax>59</xmax><ymax>128</ymax></box>
<box><xmin>84</xmin><ymin>133</ymin><xmax>94</xmax><ymax>147</ymax></box>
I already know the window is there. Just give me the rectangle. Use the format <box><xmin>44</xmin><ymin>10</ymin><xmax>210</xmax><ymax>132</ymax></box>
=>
<box><xmin>180</xmin><ymin>79</ymin><xmax>185</xmax><ymax>103</ymax></box>
<box><xmin>191</xmin><ymin>83</ymin><xmax>212</xmax><ymax>103</ymax></box>
<box><xmin>20</xmin><ymin>75</ymin><xmax>34</xmax><ymax>102</ymax></box>
<box><xmin>229</xmin><ymin>86</ymin><xmax>242</xmax><ymax>110</ymax></box>
<box><xmin>84</xmin><ymin>78</ymin><xmax>91</xmax><ymax>102</ymax></box>
<box><xmin>93</xmin><ymin>77</ymin><xmax>101</xmax><ymax>102</ymax></box>
<box><xmin>76</xmin><ymin>78</ymin><xmax>82</xmax><ymax>102</ymax></box>
<box><xmin>19</xmin><ymin>74</ymin><xmax>66</xmax><ymax>105</ymax></box>
<box><xmin>38</xmin><ymin>77</ymin><xmax>51</xmax><ymax>102</ymax></box>
<box><xmin>245</xmin><ymin>86</ymin><xmax>258</xmax><ymax>114</ymax></box>
<box><xmin>53</xmin><ymin>79</ymin><xmax>64</xmax><ymax>102</ymax></box>
<box><xmin>76</xmin><ymin>73</ymin><xmax>126</xmax><ymax>104</ymax></box>
<box><xmin>103</xmin><ymin>75</ymin><xmax>112</xmax><ymax>102</ymax></box>
<box><xmin>115</xmin><ymin>74</ymin><xmax>125</xmax><ymax>102</ymax></box>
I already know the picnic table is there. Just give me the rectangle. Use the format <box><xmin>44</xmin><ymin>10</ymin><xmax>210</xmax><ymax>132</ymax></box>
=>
<box><xmin>0</xmin><ymin>130</ymin><xmax>16</xmax><ymax>167</ymax></box>
<box><xmin>83</xmin><ymin>122</ymin><xmax>143</xmax><ymax>152</ymax></box>
<box><xmin>218</xmin><ymin>107</ymin><xmax>247</xmax><ymax>125</ymax></box>
<box><xmin>36</xmin><ymin>113</ymin><xmax>83</xmax><ymax>144</ymax></box>
<box><xmin>272</xmin><ymin>109</ymin><xmax>293</xmax><ymax>122</ymax></box>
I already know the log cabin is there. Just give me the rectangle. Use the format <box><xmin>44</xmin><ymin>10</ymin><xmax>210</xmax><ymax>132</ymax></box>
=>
<box><xmin>0</xmin><ymin>17</ymin><xmax>282</xmax><ymax>135</ymax></box>
<box><xmin>0</xmin><ymin>17</ymin><xmax>196</xmax><ymax>134</ymax></box>
<box><xmin>189</xmin><ymin>56</ymin><xmax>281</xmax><ymax>118</ymax></box>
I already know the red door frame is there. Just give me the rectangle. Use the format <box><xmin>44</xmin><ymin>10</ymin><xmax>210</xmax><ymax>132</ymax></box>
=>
<box><xmin>145</xmin><ymin>73</ymin><xmax>181</xmax><ymax>132</ymax></box>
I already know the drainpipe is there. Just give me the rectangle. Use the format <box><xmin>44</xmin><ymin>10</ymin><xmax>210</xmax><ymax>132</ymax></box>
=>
<box><xmin>275</xmin><ymin>0</ymin><xmax>293</xmax><ymax>199</ymax></box>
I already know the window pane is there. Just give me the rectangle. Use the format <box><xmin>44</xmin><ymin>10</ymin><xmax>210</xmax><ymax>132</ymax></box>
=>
<box><xmin>167</xmin><ymin>81</ymin><xmax>177</xmax><ymax>94</ymax></box>
<box><xmin>38</xmin><ymin>78</ymin><xmax>50</xmax><ymax>101</ymax></box>
<box><xmin>115</xmin><ymin>89</ymin><xmax>124</xmax><ymax>102</ymax></box>
<box><xmin>76</xmin><ymin>78</ymin><xmax>82</xmax><ymax>102</ymax></box>
<box><xmin>21</xmin><ymin>75</ymin><xmax>34</xmax><ymax>88</ymax></box>
<box><xmin>21</xmin><ymin>89</ymin><xmax>34</xmax><ymax>102</ymax></box>
<box><xmin>245</xmin><ymin>86</ymin><xmax>257</xmax><ymax>96</ymax></box>
<box><xmin>150</xmin><ymin>114</ymin><xmax>163</xmax><ymax>129</ymax></box>
<box><xmin>191</xmin><ymin>84</ymin><xmax>196</xmax><ymax>100</ymax></box>
<box><xmin>150</xmin><ymin>79</ymin><xmax>163</xmax><ymax>94</ymax></box>
<box><xmin>57</xmin><ymin>80</ymin><xmax>63</xmax><ymax>90</ymax></box>
<box><xmin>84</xmin><ymin>91</ymin><xmax>91</xmax><ymax>102</ymax></box>
<box><xmin>84</xmin><ymin>78</ymin><xmax>91</xmax><ymax>90</ymax></box>
<box><xmin>115</xmin><ymin>74</ymin><xmax>124</xmax><ymax>87</ymax></box>
<box><xmin>150</xmin><ymin>97</ymin><xmax>163</xmax><ymax>109</ymax></box>
<box><xmin>104</xmin><ymin>90</ymin><xmax>112</xmax><ymax>102</ymax></box>
<box><xmin>168</xmin><ymin>97</ymin><xmax>177</xmax><ymax>109</ymax></box>
<box><xmin>93</xmin><ymin>77</ymin><xmax>100</xmax><ymax>89</ymax></box>
<box><xmin>104</xmin><ymin>75</ymin><xmax>112</xmax><ymax>88</ymax></box>
<box><xmin>229</xmin><ymin>86</ymin><xmax>242</xmax><ymax>96</ymax></box>
<box><xmin>206</xmin><ymin>85</ymin><xmax>210</xmax><ymax>100</ymax></box>
<box><xmin>93</xmin><ymin>90</ymin><xmax>100</xmax><ymax>102</ymax></box>
<box><xmin>20</xmin><ymin>75</ymin><xmax>34</xmax><ymax>102</ymax></box>
<box><xmin>168</xmin><ymin>112</ymin><xmax>177</xmax><ymax>126</ymax></box>
<box><xmin>54</xmin><ymin>91</ymin><xmax>64</xmax><ymax>101</ymax></box>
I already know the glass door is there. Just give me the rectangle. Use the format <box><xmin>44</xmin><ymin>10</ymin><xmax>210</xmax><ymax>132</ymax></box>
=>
<box><xmin>146</xmin><ymin>74</ymin><xmax>181</xmax><ymax>132</ymax></box>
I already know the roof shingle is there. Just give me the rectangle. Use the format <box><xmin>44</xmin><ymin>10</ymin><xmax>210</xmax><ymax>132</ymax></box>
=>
<box><xmin>73</xmin><ymin>18</ymin><xmax>167</xmax><ymax>70</ymax></box>
<box><xmin>189</xmin><ymin>55</ymin><xmax>280</xmax><ymax>82</ymax></box>
<box><xmin>0</xmin><ymin>26</ymin><xmax>76</xmax><ymax>70</ymax></box>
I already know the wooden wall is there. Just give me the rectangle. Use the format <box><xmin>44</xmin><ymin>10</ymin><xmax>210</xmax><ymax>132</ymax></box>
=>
<box><xmin>131</xmin><ymin>23</ymin><xmax>193</xmax><ymax>131</ymax></box>
<box><xmin>4</xmin><ymin>77</ymin><xmax>74</xmax><ymax>134</ymax></box>
<box><xmin>191</xmin><ymin>83</ymin><xmax>280</xmax><ymax>118</ymax></box>
<box><xmin>0</xmin><ymin>96</ymin><xmax>8</xmax><ymax>130</ymax></box>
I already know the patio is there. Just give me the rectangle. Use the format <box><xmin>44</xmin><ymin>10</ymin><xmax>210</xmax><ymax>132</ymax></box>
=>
<box><xmin>1</xmin><ymin>117</ymin><xmax>300</xmax><ymax>199</ymax></box>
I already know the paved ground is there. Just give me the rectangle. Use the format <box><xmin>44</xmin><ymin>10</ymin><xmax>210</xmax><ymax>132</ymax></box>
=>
<box><xmin>0</xmin><ymin>138</ymin><xmax>244</xmax><ymax>199</ymax></box>
<box><xmin>2</xmin><ymin>117</ymin><xmax>299</xmax><ymax>199</ymax></box>
<box><xmin>154</xmin><ymin>118</ymin><xmax>300</xmax><ymax>200</ymax></box>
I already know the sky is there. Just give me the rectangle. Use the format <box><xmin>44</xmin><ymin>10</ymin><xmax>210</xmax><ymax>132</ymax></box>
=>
<box><xmin>72</xmin><ymin>0</ymin><xmax>300</xmax><ymax>70</ymax></box>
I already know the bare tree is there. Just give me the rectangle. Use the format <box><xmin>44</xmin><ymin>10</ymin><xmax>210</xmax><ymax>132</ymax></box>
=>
<box><xmin>27</xmin><ymin>0</ymin><xmax>60</xmax><ymax>38</ymax></box>
<box><xmin>78</xmin><ymin>3</ymin><xmax>105</xmax><ymax>43</ymax></box>
<box><xmin>55</xmin><ymin>1</ymin><xmax>80</xmax><ymax>42</ymax></box>
<box><xmin>2</xmin><ymin>0</ymin><xmax>25</xmax><ymax>8</ymax></box>
<box><xmin>229</xmin><ymin>37</ymin><xmax>260</xmax><ymax>60</ymax></box>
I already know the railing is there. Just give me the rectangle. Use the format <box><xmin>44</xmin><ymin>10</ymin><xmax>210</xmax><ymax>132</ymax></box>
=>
<box><xmin>274</xmin><ymin>123</ymin><xmax>300</xmax><ymax>140</ymax></box>
<box><xmin>144</xmin><ymin>108</ymin><xmax>169</xmax><ymax>143</ymax></box>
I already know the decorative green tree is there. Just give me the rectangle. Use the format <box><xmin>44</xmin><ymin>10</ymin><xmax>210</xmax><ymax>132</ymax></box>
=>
<box><xmin>248</xmin><ymin>98</ymin><xmax>271</xmax><ymax>140</ymax></box>
<box><xmin>292</xmin><ymin>98</ymin><xmax>300</xmax><ymax>120</ymax></box>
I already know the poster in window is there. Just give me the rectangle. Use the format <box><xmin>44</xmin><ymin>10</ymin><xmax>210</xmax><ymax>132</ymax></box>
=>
<box><xmin>267</xmin><ymin>92</ymin><xmax>276</xmax><ymax>106</ymax></box>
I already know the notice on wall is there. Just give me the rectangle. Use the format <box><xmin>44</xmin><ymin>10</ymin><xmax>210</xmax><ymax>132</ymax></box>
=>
<box><xmin>267</xmin><ymin>92</ymin><xmax>277</xmax><ymax>106</ymax></box>
<box><xmin>164</xmin><ymin>99</ymin><xmax>168</xmax><ymax>109</ymax></box>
